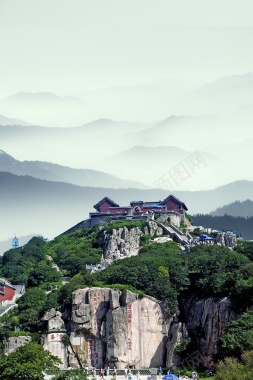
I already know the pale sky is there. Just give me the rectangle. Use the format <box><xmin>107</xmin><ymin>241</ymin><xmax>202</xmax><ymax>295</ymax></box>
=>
<box><xmin>1</xmin><ymin>0</ymin><xmax>253</xmax><ymax>97</ymax></box>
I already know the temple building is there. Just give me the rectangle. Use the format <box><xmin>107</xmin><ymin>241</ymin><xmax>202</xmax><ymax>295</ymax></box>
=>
<box><xmin>62</xmin><ymin>194</ymin><xmax>188</xmax><ymax>235</ymax></box>
<box><xmin>89</xmin><ymin>194</ymin><xmax>188</xmax><ymax>224</ymax></box>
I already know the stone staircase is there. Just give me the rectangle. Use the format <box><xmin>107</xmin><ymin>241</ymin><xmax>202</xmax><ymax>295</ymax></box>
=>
<box><xmin>0</xmin><ymin>303</ymin><xmax>17</xmax><ymax>316</ymax></box>
<box><xmin>159</xmin><ymin>223</ymin><xmax>190</xmax><ymax>245</ymax></box>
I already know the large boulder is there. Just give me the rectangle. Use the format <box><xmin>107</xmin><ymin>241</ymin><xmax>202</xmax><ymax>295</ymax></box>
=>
<box><xmin>103</xmin><ymin>227</ymin><xmax>143</xmax><ymax>261</ymax></box>
<box><xmin>4</xmin><ymin>335</ymin><xmax>32</xmax><ymax>355</ymax></box>
<box><xmin>42</xmin><ymin>309</ymin><xmax>67</xmax><ymax>368</ymax></box>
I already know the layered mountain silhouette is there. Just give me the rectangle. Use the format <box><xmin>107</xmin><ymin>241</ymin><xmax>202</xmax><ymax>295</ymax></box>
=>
<box><xmin>0</xmin><ymin>150</ymin><xmax>147</xmax><ymax>189</ymax></box>
<box><xmin>0</xmin><ymin>119</ymin><xmax>152</xmax><ymax>167</ymax></box>
<box><xmin>0</xmin><ymin>172</ymin><xmax>253</xmax><ymax>242</ymax></box>
<box><xmin>2</xmin><ymin>74</ymin><xmax>253</xmax><ymax>126</ymax></box>
<box><xmin>0</xmin><ymin>115</ymin><xmax>249</xmax><ymax>191</ymax></box>
<box><xmin>78</xmin><ymin>78</ymin><xmax>202</xmax><ymax>122</ymax></box>
<box><xmin>78</xmin><ymin>74</ymin><xmax>253</xmax><ymax>121</ymax></box>
<box><xmin>77</xmin><ymin>118</ymin><xmax>151</xmax><ymax>135</ymax></box>
<box><xmin>0</xmin><ymin>92</ymin><xmax>84</xmax><ymax>106</ymax></box>
<box><xmin>90</xmin><ymin>145</ymin><xmax>221</xmax><ymax>190</ymax></box>
<box><xmin>0</xmin><ymin>92</ymin><xmax>86</xmax><ymax>127</ymax></box>
<box><xmin>181</xmin><ymin>73</ymin><xmax>253</xmax><ymax>115</ymax></box>
<box><xmin>0</xmin><ymin>114</ymin><xmax>31</xmax><ymax>126</ymax></box>
<box><xmin>210</xmin><ymin>199</ymin><xmax>253</xmax><ymax>218</ymax></box>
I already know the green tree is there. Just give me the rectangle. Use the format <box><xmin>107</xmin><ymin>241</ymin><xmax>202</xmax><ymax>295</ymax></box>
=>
<box><xmin>95</xmin><ymin>241</ymin><xmax>187</xmax><ymax>312</ymax></box>
<box><xmin>17</xmin><ymin>288</ymin><xmax>47</xmax><ymax>331</ymax></box>
<box><xmin>57</xmin><ymin>273</ymin><xmax>90</xmax><ymax>304</ymax></box>
<box><xmin>45</xmin><ymin>229</ymin><xmax>102</xmax><ymax>277</ymax></box>
<box><xmin>235</xmin><ymin>241</ymin><xmax>253</xmax><ymax>261</ymax></box>
<box><xmin>1</xmin><ymin>236</ymin><xmax>54</xmax><ymax>286</ymax></box>
<box><xmin>28</xmin><ymin>261</ymin><xmax>61</xmax><ymax>286</ymax></box>
<box><xmin>219</xmin><ymin>311</ymin><xmax>253</xmax><ymax>358</ymax></box>
<box><xmin>215</xmin><ymin>356</ymin><xmax>250</xmax><ymax>380</ymax></box>
<box><xmin>42</xmin><ymin>290</ymin><xmax>60</xmax><ymax>313</ymax></box>
<box><xmin>17</xmin><ymin>287</ymin><xmax>47</xmax><ymax>311</ymax></box>
<box><xmin>0</xmin><ymin>342</ymin><xmax>61</xmax><ymax>380</ymax></box>
<box><xmin>53</xmin><ymin>369</ymin><xmax>88</xmax><ymax>380</ymax></box>
<box><xmin>187</xmin><ymin>245</ymin><xmax>250</xmax><ymax>297</ymax></box>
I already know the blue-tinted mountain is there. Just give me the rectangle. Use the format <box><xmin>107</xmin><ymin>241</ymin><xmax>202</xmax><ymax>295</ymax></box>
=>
<box><xmin>1</xmin><ymin>172</ymin><xmax>253</xmax><ymax>241</ymax></box>
<box><xmin>210</xmin><ymin>199</ymin><xmax>253</xmax><ymax>218</ymax></box>
<box><xmin>0</xmin><ymin>92</ymin><xmax>86</xmax><ymax>127</ymax></box>
<box><xmin>0</xmin><ymin>114</ymin><xmax>31</xmax><ymax>126</ymax></box>
<box><xmin>0</xmin><ymin>150</ymin><xmax>147</xmax><ymax>189</ymax></box>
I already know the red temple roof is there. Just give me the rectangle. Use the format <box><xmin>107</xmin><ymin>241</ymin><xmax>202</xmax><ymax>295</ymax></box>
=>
<box><xmin>93</xmin><ymin>197</ymin><xmax>120</xmax><ymax>211</ymax></box>
<box><xmin>159</xmin><ymin>194</ymin><xmax>188</xmax><ymax>211</ymax></box>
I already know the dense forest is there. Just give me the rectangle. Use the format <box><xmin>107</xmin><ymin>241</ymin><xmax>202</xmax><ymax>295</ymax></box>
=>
<box><xmin>1</xmin><ymin>223</ymin><xmax>253</xmax><ymax>379</ymax></box>
<box><xmin>210</xmin><ymin>199</ymin><xmax>253</xmax><ymax>218</ymax></box>
<box><xmin>192</xmin><ymin>213</ymin><xmax>253</xmax><ymax>239</ymax></box>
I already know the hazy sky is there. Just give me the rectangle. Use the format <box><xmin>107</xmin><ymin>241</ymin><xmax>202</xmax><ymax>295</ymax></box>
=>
<box><xmin>1</xmin><ymin>0</ymin><xmax>253</xmax><ymax>98</ymax></box>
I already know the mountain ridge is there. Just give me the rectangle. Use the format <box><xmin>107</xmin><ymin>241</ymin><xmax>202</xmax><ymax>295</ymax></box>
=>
<box><xmin>0</xmin><ymin>150</ymin><xmax>148</xmax><ymax>189</ymax></box>
<box><xmin>210</xmin><ymin>199</ymin><xmax>253</xmax><ymax>218</ymax></box>
<box><xmin>0</xmin><ymin>172</ymin><xmax>253</xmax><ymax>242</ymax></box>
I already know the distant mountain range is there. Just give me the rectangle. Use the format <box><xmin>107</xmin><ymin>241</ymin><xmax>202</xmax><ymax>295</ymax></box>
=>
<box><xmin>0</xmin><ymin>119</ymin><xmax>153</xmax><ymax>167</ymax></box>
<box><xmin>0</xmin><ymin>92</ymin><xmax>86</xmax><ymax>127</ymax></box>
<box><xmin>0</xmin><ymin>150</ymin><xmax>147</xmax><ymax>189</ymax></box>
<box><xmin>2</xmin><ymin>74</ymin><xmax>253</xmax><ymax>127</ymax></box>
<box><xmin>191</xmin><ymin>214</ymin><xmax>253</xmax><ymax>240</ymax></box>
<box><xmin>78</xmin><ymin>73</ymin><xmax>253</xmax><ymax>121</ymax></box>
<box><xmin>78</xmin><ymin>78</ymin><xmax>202</xmax><ymax>123</ymax></box>
<box><xmin>211</xmin><ymin>199</ymin><xmax>253</xmax><ymax>218</ymax></box>
<box><xmin>0</xmin><ymin>172</ymin><xmax>253</xmax><ymax>243</ymax></box>
<box><xmin>0</xmin><ymin>114</ymin><xmax>31</xmax><ymax>126</ymax></box>
<box><xmin>178</xmin><ymin>73</ymin><xmax>253</xmax><ymax>115</ymax></box>
<box><xmin>0</xmin><ymin>115</ymin><xmax>251</xmax><ymax>191</ymax></box>
<box><xmin>90</xmin><ymin>145</ymin><xmax>221</xmax><ymax>190</ymax></box>
<box><xmin>1</xmin><ymin>92</ymin><xmax>84</xmax><ymax>106</ymax></box>
<box><xmin>1</xmin><ymin>73</ymin><xmax>253</xmax><ymax>192</ymax></box>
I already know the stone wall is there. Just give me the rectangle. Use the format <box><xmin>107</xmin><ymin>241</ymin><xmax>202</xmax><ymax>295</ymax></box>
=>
<box><xmin>156</xmin><ymin>213</ymin><xmax>181</xmax><ymax>227</ymax></box>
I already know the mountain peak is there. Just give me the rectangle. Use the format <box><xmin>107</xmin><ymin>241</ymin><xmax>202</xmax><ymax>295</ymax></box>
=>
<box><xmin>1</xmin><ymin>92</ymin><xmax>84</xmax><ymax>105</ymax></box>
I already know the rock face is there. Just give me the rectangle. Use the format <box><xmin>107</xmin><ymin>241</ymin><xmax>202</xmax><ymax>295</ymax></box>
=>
<box><xmin>166</xmin><ymin>320</ymin><xmax>189</xmax><ymax>368</ymax></box>
<box><xmin>41</xmin><ymin>309</ymin><xmax>67</xmax><ymax>369</ymax></box>
<box><xmin>41</xmin><ymin>291</ymin><xmax>240</xmax><ymax>370</ymax></box>
<box><xmin>43</xmin><ymin>288</ymin><xmax>170</xmax><ymax>369</ymax></box>
<box><xmin>179</xmin><ymin>295</ymin><xmax>238</xmax><ymax>367</ymax></box>
<box><xmin>104</xmin><ymin>227</ymin><xmax>142</xmax><ymax>261</ymax></box>
<box><xmin>215</xmin><ymin>232</ymin><xmax>237</xmax><ymax>248</ymax></box>
<box><xmin>144</xmin><ymin>221</ymin><xmax>164</xmax><ymax>238</ymax></box>
<box><xmin>103</xmin><ymin>222</ymin><xmax>163</xmax><ymax>262</ymax></box>
<box><xmin>4</xmin><ymin>335</ymin><xmax>32</xmax><ymax>355</ymax></box>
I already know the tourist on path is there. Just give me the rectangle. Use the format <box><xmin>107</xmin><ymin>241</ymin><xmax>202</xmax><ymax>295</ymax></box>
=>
<box><xmin>100</xmin><ymin>368</ymin><xmax>105</xmax><ymax>379</ymax></box>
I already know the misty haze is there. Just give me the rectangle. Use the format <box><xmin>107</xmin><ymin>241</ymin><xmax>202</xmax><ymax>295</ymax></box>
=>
<box><xmin>1</xmin><ymin>0</ymin><xmax>253</xmax><ymax>248</ymax></box>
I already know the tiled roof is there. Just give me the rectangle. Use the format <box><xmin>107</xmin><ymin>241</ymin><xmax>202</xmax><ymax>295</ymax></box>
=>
<box><xmin>93</xmin><ymin>197</ymin><xmax>120</xmax><ymax>210</ymax></box>
<box><xmin>0</xmin><ymin>278</ymin><xmax>16</xmax><ymax>289</ymax></box>
<box><xmin>159</xmin><ymin>194</ymin><xmax>188</xmax><ymax>210</ymax></box>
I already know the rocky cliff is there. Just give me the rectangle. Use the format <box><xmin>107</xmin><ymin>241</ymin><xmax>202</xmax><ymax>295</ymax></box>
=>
<box><xmin>178</xmin><ymin>295</ymin><xmax>239</xmax><ymax>367</ymax></box>
<box><xmin>42</xmin><ymin>288</ymin><xmax>239</xmax><ymax>370</ymax></box>
<box><xmin>103</xmin><ymin>221</ymin><xmax>163</xmax><ymax>262</ymax></box>
<box><xmin>42</xmin><ymin>287</ymin><xmax>170</xmax><ymax>369</ymax></box>
<box><xmin>4</xmin><ymin>335</ymin><xmax>32</xmax><ymax>355</ymax></box>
